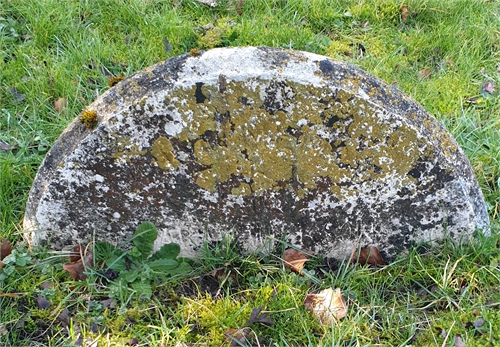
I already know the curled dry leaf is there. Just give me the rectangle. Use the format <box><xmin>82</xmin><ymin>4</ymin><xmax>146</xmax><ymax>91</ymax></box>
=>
<box><xmin>283</xmin><ymin>248</ymin><xmax>313</xmax><ymax>274</ymax></box>
<box><xmin>54</xmin><ymin>97</ymin><xmax>67</xmax><ymax>112</ymax></box>
<box><xmin>304</xmin><ymin>287</ymin><xmax>347</xmax><ymax>325</ymax></box>
<box><xmin>0</xmin><ymin>238</ymin><xmax>13</xmax><ymax>268</ymax></box>
<box><xmin>419</xmin><ymin>68</ymin><xmax>432</xmax><ymax>79</ymax></box>
<box><xmin>351</xmin><ymin>246</ymin><xmax>386</xmax><ymax>266</ymax></box>
<box><xmin>63</xmin><ymin>249</ymin><xmax>93</xmax><ymax>281</ymax></box>
<box><xmin>400</xmin><ymin>5</ymin><xmax>409</xmax><ymax>22</ymax></box>
<box><xmin>482</xmin><ymin>81</ymin><xmax>495</xmax><ymax>94</ymax></box>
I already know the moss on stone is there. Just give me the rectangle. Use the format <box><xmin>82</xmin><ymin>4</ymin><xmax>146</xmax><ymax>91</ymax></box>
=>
<box><xmin>80</xmin><ymin>109</ymin><xmax>98</xmax><ymax>129</ymax></box>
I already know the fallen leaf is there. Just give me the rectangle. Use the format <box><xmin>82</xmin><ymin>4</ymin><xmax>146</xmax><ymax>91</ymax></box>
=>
<box><xmin>419</xmin><ymin>68</ymin><xmax>432</xmax><ymax>79</ymax></box>
<box><xmin>54</xmin><ymin>97</ymin><xmax>67</xmax><ymax>112</ymax></box>
<box><xmin>245</xmin><ymin>306</ymin><xmax>273</xmax><ymax>326</ymax></box>
<box><xmin>224</xmin><ymin>327</ymin><xmax>251</xmax><ymax>346</ymax></box>
<box><xmin>400</xmin><ymin>5</ymin><xmax>409</xmax><ymax>22</ymax></box>
<box><xmin>8</xmin><ymin>87</ymin><xmax>26</xmax><ymax>103</ymax></box>
<box><xmin>69</xmin><ymin>245</ymin><xmax>85</xmax><ymax>263</ymax></box>
<box><xmin>0</xmin><ymin>238</ymin><xmax>12</xmax><ymax>268</ymax></box>
<box><xmin>163</xmin><ymin>39</ymin><xmax>173</xmax><ymax>53</ymax></box>
<box><xmin>40</xmin><ymin>281</ymin><xmax>53</xmax><ymax>290</ymax></box>
<box><xmin>101</xmin><ymin>298</ymin><xmax>114</xmax><ymax>308</ymax></box>
<box><xmin>454</xmin><ymin>335</ymin><xmax>465</xmax><ymax>347</ymax></box>
<box><xmin>63</xmin><ymin>249</ymin><xmax>93</xmax><ymax>281</ymax></box>
<box><xmin>473</xmin><ymin>317</ymin><xmax>485</xmax><ymax>328</ymax></box>
<box><xmin>37</xmin><ymin>295</ymin><xmax>51</xmax><ymax>309</ymax></box>
<box><xmin>482</xmin><ymin>81</ymin><xmax>495</xmax><ymax>94</ymax></box>
<box><xmin>351</xmin><ymin>246</ymin><xmax>387</xmax><ymax>266</ymax></box>
<box><xmin>283</xmin><ymin>248</ymin><xmax>313</xmax><ymax>274</ymax></box>
<box><xmin>0</xmin><ymin>141</ymin><xmax>17</xmax><ymax>151</ymax></box>
<box><xmin>58</xmin><ymin>308</ymin><xmax>70</xmax><ymax>326</ymax></box>
<box><xmin>0</xmin><ymin>239</ymin><xmax>12</xmax><ymax>260</ymax></box>
<box><xmin>304</xmin><ymin>287</ymin><xmax>347</xmax><ymax>325</ymax></box>
<box><xmin>15</xmin><ymin>317</ymin><xmax>26</xmax><ymax>329</ymax></box>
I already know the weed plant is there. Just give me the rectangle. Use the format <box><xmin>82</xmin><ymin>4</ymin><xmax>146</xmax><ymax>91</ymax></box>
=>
<box><xmin>1</xmin><ymin>0</ymin><xmax>500</xmax><ymax>346</ymax></box>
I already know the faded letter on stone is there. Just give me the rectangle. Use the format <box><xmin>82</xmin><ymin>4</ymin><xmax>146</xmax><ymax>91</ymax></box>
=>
<box><xmin>24</xmin><ymin>47</ymin><xmax>489</xmax><ymax>260</ymax></box>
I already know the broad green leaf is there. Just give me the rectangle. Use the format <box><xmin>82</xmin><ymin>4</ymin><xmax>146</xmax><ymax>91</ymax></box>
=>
<box><xmin>131</xmin><ymin>280</ymin><xmax>152</xmax><ymax>300</ymax></box>
<box><xmin>106</xmin><ymin>251</ymin><xmax>127</xmax><ymax>271</ymax></box>
<box><xmin>164</xmin><ymin>261</ymin><xmax>193</xmax><ymax>277</ymax></box>
<box><xmin>123</xmin><ymin>269</ymin><xmax>141</xmax><ymax>283</ymax></box>
<box><xmin>148</xmin><ymin>258</ymin><xmax>179</xmax><ymax>272</ymax></box>
<box><xmin>150</xmin><ymin>243</ymin><xmax>180</xmax><ymax>261</ymax></box>
<box><xmin>132</xmin><ymin>222</ymin><xmax>158</xmax><ymax>260</ymax></box>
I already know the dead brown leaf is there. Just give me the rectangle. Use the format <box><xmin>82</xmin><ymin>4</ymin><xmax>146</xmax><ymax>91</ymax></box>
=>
<box><xmin>400</xmin><ymin>5</ymin><xmax>409</xmax><ymax>22</ymax></box>
<box><xmin>482</xmin><ymin>81</ymin><xmax>495</xmax><ymax>94</ymax></box>
<box><xmin>419</xmin><ymin>68</ymin><xmax>432</xmax><ymax>79</ymax></box>
<box><xmin>63</xmin><ymin>249</ymin><xmax>93</xmax><ymax>281</ymax></box>
<box><xmin>282</xmin><ymin>248</ymin><xmax>313</xmax><ymax>274</ymax></box>
<box><xmin>69</xmin><ymin>245</ymin><xmax>85</xmax><ymax>263</ymax></box>
<box><xmin>351</xmin><ymin>246</ymin><xmax>387</xmax><ymax>266</ymax></box>
<box><xmin>54</xmin><ymin>97</ymin><xmax>67</xmax><ymax>112</ymax></box>
<box><xmin>245</xmin><ymin>306</ymin><xmax>273</xmax><ymax>326</ymax></box>
<box><xmin>224</xmin><ymin>327</ymin><xmax>251</xmax><ymax>346</ymax></box>
<box><xmin>304</xmin><ymin>287</ymin><xmax>347</xmax><ymax>325</ymax></box>
<box><xmin>0</xmin><ymin>238</ymin><xmax>12</xmax><ymax>268</ymax></box>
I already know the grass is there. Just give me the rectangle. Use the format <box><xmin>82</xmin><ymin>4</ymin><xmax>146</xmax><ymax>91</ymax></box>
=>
<box><xmin>1</xmin><ymin>0</ymin><xmax>499</xmax><ymax>345</ymax></box>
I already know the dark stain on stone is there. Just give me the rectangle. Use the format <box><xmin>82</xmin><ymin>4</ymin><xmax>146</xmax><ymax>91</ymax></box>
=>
<box><xmin>218</xmin><ymin>74</ymin><xmax>227</xmax><ymax>94</ymax></box>
<box><xmin>238</xmin><ymin>96</ymin><xmax>251</xmax><ymax>106</ymax></box>
<box><xmin>319</xmin><ymin>59</ymin><xmax>335</xmax><ymax>75</ymax></box>
<box><xmin>194</xmin><ymin>82</ymin><xmax>207</xmax><ymax>104</ymax></box>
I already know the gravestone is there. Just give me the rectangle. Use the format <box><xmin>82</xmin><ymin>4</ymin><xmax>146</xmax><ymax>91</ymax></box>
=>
<box><xmin>23</xmin><ymin>47</ymin><xmax>489</xmax><ymax>259</ymax></box>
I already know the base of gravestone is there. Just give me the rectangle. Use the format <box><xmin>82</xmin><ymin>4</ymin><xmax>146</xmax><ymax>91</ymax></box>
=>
<box><xmin>23</xmin><ymin>46</ymin><xmax>489</xmax><ymax>260</ymax></box>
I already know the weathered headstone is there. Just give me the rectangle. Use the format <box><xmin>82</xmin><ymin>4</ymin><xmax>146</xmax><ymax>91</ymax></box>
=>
<box><xmin>24</xmin><ymin>47</ymin><xmax>489</xmax><ymax>259</ymax></box>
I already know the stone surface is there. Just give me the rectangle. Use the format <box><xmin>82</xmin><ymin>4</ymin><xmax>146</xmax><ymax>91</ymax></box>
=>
<box><xmin>24</xmin><ymin>47</ymin><xmax>489</xmax><ymax>260</ymax></box>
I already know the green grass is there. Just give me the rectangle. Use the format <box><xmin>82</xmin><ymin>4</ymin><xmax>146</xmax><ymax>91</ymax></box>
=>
<box><xmin>1</xmin><ymin>0</ymin><xmax>500</xmax><ymax>345</ymax></box>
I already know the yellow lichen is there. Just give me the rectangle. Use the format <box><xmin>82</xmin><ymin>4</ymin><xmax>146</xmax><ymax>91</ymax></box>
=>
<box><xmin>151</xmin><ymin>137</ymin><xmax>180</xmax><ymax>170</ymax></box>
<box><xmin>109</xmin><ymin>136</ymin><xmax>147</xmax><ymax>163</ymax></box>
<box><xmin>154</xmin><ymin>78</ymin><xmax>442</xmax><ymax>199</ymax></box>
<box><xmin>80</xmin><ymin>109</ymin><xmax>98</xmax><ymax>129</ymax></box>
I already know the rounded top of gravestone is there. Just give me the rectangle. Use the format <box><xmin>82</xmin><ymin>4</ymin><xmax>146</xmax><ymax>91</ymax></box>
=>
<box><xmin>24</xmin><ymin>46</ymin><xmax>489</xmax><ymax>260</ymax></box>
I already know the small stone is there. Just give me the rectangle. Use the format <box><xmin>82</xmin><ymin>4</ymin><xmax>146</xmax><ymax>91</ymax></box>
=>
<box><xmin>24</xmin><ymin>47</ymin><xmax>489</xmax><ymax>260</ymax></box>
